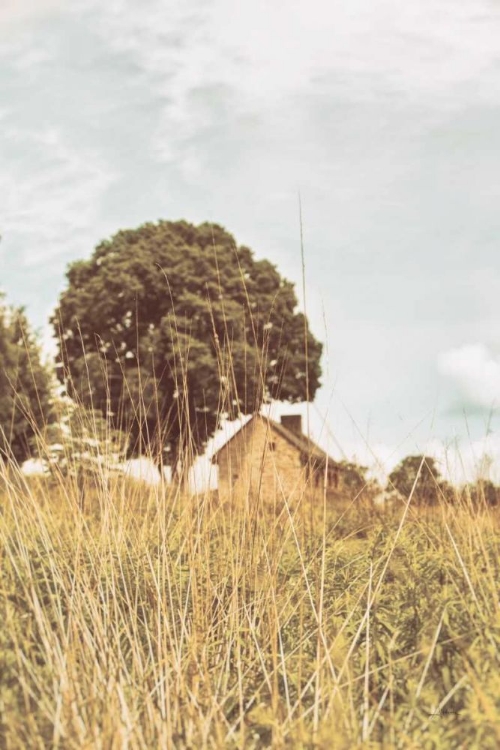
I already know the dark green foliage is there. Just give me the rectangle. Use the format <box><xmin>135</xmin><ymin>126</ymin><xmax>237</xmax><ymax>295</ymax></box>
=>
<box><xmin>0</xmin><ymin>297</ymin><xmax>53</xmax><ymax>463</ymax></box>
<box><xmin>467</xmin><ymin>479</ymin><xmax>500</xmax><ymax>507</ymax></box>
<box><xmin>51</xmin><ymin>220</ymin><xmax>323</xmax><ymax>464</ymax></box>
<box><xmin>387</xmin><ymin>454</ymin><xmax>447</xmax><ymax>505</ymax></box>
<box><xmin>337</xmin><ymin>460</ymin><xmax>371</xmax><ymax>498</ymax></box>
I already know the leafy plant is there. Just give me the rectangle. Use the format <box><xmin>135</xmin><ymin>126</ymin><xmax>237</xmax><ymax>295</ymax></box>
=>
<box><xmin>42</xmin><ymin>398</ymin><xmax>128</xmax><ymax>481</ymax></box>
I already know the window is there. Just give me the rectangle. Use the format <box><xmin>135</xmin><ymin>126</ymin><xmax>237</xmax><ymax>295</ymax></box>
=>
<box><xmin>268</xmin><ymin>441</ymin><xmax>277</xmax><ymax>452</ymax></box>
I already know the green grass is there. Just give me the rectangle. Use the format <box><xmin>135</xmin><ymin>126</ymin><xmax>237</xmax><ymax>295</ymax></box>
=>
<box><xmin>1</xmin><ymin>467</ymin><xmax>500</xmax><ymax>749</ymax></box>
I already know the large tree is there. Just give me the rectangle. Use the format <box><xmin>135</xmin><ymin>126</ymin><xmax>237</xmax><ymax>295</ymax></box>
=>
<box><xmin>52</xmin><ymin>221</ymin><xmax>323</xmax><ymax>470</ymax></box>
<box><xmin>0</xmin><ymin>297</ymin><xmax>53</xmax><ymax>464</ymax></box>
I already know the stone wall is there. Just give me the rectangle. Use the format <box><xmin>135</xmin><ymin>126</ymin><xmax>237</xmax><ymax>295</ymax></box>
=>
<box><xmin>216</xmin><ymin>416</ymin><xmax>307</xmax><ymax>504</ymax></box>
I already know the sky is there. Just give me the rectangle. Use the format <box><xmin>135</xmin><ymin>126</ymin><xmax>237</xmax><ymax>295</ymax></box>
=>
<box><xmin>2</xmin><ymin>0</ymin><xmax>500</xmax><ymax>484</ymax></box>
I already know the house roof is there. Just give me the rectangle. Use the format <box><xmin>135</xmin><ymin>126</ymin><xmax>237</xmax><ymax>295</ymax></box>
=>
<box><xmin>211</xmin><ymin>414</ymin><xmax>338</xmax><ymax>467</ymax></box>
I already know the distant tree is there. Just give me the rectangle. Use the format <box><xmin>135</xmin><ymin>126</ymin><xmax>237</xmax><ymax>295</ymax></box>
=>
<box><xmin>51</xmin><ymin>220</ymin><xmax>323</xmax><ymax>474</ymax></box>
<box><xmin>467</xmin><ymin>479</ymin><xmax>499</xmax><ymax>507</ymax></box>
<box><xmin>387</xmin><ymin>455</ymin><xmax>445</xmax><ymax>506</ymax></box>
<box><xmin>0</xmin><ymin>297</ymin><xmax>53</xmax><ymax>463</ymax></box>
<box><xmin>337</xmin><ymin>461</ymin><xmax>372</xmax><ymax>498</ymax></box>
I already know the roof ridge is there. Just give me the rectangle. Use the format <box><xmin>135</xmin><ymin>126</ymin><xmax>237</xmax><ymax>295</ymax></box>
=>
<box><xmin>268</xmin><ymin>418</ymin><xmax>334</xmax><ymax>462</ymax></box>
<box><xmin>212</xmin><ymin>413</ymin><xmax>337</xmax><ymax>466</ymax></box>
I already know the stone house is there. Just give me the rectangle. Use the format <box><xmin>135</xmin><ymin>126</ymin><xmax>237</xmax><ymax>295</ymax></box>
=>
<box><xmin>212</xmin><ymin>413</ymin><xmax>340</xmax><ymax>503</ymax></box>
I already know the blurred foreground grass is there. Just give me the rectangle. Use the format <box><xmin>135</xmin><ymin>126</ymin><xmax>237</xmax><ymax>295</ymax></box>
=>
<box><xmin>1</xmin><ymin>470</ymin><xmax>500</xmax><ymax>749</ymax></box>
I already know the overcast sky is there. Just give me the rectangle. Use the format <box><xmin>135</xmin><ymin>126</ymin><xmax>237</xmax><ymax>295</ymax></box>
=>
<box><xmin>2</xmin><ymin>0</ymin><xmax>500</xmax><ymax>482</ymax></box>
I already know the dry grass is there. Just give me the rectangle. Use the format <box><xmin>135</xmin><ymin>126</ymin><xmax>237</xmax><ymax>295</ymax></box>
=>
<box><xmin>1</xmin><ymin>462</ymin><xmax>500</xmax><ymax>749</ymax></box>
<box><xmin>2</xmin><ymin>256</ymin><xmax>500</xmax><ymax>747</ymax></box>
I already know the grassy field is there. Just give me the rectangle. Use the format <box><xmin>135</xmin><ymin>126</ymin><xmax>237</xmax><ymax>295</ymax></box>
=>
<box><xmin>1</xmin><ymin>467</ymin><xmax>500</xmax><ymax>749</ymax></box>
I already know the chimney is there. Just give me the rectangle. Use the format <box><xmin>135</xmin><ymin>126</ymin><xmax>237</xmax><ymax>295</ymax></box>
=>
<box><xmin>281</xmin><ymin>414</ymin><xmax>302</xmax><ymax>435</ymax></box>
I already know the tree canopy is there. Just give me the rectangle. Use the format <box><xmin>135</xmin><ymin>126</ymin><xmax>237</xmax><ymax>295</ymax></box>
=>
<box><xmin>387</xmin><ymin>454</ymin><xmax>446</xmax><ymax>505</ymax></box>
<box><xmin>0</xmin><ymin>297</ymin><xmax>53</xmax><ymax>464</ymax></box>
<box><xmin>337</xmin><ymin>461</ymin><xmax>372</xmax><ymax>498</ymax></box>
<box><xmin>52</xmin><ymin>220</ymin><xmax>323</xmax><ymax>467</ymax></box>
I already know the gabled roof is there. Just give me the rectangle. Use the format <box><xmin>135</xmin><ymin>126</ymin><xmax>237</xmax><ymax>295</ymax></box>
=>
<box><xmin>211</xmin><ymin>414</ymin><xmax>338</xmax><ymax>467</ymax></box>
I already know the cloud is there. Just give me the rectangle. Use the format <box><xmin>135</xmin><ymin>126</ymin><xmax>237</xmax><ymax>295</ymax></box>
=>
<box><xmin>85</xmin><ymin>0</ymin><xmax>500</xmax><ymax>106</ymax></box>
<box><xmin>421</xmin><ymin>435</ymin><xmax>500</xmax><ymax>485</ymax></box>
<box><xmin>0</xmin><ymin>126</ymin><xmax>116</xmax><ymax>267</ymax></box>
<box><xmin>73</xmin><ymin>0</ymin><xmax>500</xmax><ymax>182</ymax></box>
<box><xmin>0</xmin><ymin>0</ymin><xmax>62</xmax><ymax>29</ymax></box>
<box><xmin>438</xmin><ymin>344</ymin><xmax>500</xmax><ymax>409</ymax></box>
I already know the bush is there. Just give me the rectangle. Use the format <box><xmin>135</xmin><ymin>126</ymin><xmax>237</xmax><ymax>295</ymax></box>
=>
<box><xmin>0</xmin><ymin>297</ymin><xmax>53</xmax><ymax>464</ymax></box>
